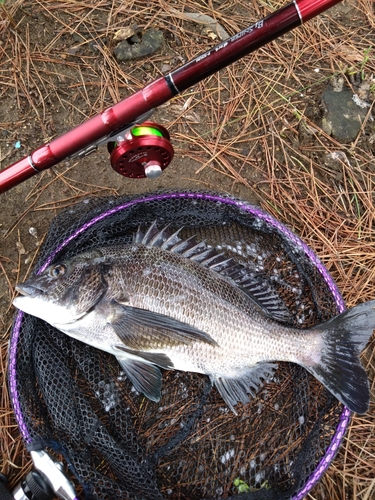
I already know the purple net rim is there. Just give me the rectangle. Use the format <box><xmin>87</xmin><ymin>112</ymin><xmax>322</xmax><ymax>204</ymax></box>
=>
<box><xmin>9</xmin><ymin>190</ymin><xmax>350</xmax><ymax>499</ymax></box>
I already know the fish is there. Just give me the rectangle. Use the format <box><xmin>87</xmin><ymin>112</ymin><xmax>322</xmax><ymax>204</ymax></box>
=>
<box><xmin>13</xmin><ymin>222</ymin><xmax>375</xmax><ymax>414</ymax></box>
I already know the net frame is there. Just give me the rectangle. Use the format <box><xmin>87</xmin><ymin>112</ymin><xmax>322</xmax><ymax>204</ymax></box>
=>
<box><xmin>8</xmin><ymin>190</ymin><xmax>351</xmax><ymax>499</ymax></box>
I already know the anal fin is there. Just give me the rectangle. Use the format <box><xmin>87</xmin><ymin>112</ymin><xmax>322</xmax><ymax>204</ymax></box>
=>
<box><xmin>213</xmin><ymin>362</ymin><xmax>278</xmax><ymax>414</ymax></box>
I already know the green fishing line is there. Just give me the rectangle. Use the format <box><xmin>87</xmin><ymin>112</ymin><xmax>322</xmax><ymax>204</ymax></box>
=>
<box><xmin>132</xmin><ymin>126</ymin><xmax>163</xmax><ymax>137</ymax></box>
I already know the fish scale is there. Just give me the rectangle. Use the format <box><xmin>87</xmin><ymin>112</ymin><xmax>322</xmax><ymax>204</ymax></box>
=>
<box><xmin>13</xmin><ymin>223</ymin><xmax>375</xmax><ymax>414</ymax></box>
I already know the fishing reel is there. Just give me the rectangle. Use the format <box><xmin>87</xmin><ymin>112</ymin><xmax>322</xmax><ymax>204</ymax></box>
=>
<box><xmin>107</xmin><ymin>121</ymin><xmax>174</xmax><ymax>179</ymax></box>
<box><xmin>0</xmin><ymin>451</ymin><xmax>77</xmax><ymax>500</ymax></box>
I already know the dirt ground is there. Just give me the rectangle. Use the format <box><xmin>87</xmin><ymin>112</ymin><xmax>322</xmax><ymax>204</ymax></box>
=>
<box><xmin>1</xmin><ymin>0</ymin><xmax>375</xmax><ymax>498</ymax></box>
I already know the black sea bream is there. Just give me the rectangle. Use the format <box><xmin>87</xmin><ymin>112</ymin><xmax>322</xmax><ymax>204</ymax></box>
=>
<box><xmin>13</xmin><ymin>223</ymin><xmax>375</xmax><ymax>414</ymax></box>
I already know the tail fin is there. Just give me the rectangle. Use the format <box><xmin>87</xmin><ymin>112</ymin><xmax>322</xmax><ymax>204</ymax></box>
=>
<box><xmin>305</xmin><ymin>300</ymin><xmax>375</xmax><ymax>414</ymax></box>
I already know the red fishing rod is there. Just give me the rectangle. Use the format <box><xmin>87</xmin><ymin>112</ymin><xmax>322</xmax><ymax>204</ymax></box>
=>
<box><xmin>0</xmin><ymin>0</ymin><xmax>342</xmax><ymax>193</ymax></box>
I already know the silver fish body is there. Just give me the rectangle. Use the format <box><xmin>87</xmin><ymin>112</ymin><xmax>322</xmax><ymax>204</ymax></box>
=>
<box><xmin>13</xmin><ymin>223</ymin><xmax>375</xmax><ymax>414</ymax></box>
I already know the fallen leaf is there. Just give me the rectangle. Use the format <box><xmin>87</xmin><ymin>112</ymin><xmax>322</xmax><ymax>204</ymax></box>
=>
<box><xmin>113</xmin><ymin>25</ymin><xmax>138</xmax><ymax>42</ymax></box>
<box><xmin>16</xmin><ymin>241</ymin><xmax>26</xmax><ymax>255</ymax></box>
<box><xmin>168</xmin><ymin>9</ymin><xmax>230</xmax><ymax>40</ymax></box>
<box><xmin>185</xmin><ymin>111</ymin><xmax>201</xmax><ymax>122</ymax></box>
<box><xmin>183</xmin><ymin>95</ymin><xmax>194</xmax><ymax>110</ymax></box>
<box><xmin>334</xmin><ymin>45</ymin><xmax>366</xmax><ymax>63</ymax></box>
<box><xmin>161</xmin><ymin>63</ymin><xmax>171</xmax><ymax>73</ymax></box>
<box><xmin>202</xmin><ymin>26</ymin><xmax>217</xmax><ymax>40</ymax></box>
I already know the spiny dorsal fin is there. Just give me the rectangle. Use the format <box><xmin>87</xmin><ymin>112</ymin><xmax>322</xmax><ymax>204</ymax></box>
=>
<box><xmin>134</xmin><ymin>221</ymin><xmax>183</xmax><ymax>250</ymax></box>
<box><xmin>134</xmin><ymin>221</ymin><xmax>237</xmax><ymax>270</ymax></box>
<box><xmin>133</xmin><ymin>222</ymin><xmax>291</xmax><ymax>323</ymax></box>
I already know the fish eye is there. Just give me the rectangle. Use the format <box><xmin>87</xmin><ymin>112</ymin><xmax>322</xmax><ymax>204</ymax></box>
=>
<box><xmin>50</xmin><ymin>264</ymin><xmax>67</xmax><ymax>278</ymax></box>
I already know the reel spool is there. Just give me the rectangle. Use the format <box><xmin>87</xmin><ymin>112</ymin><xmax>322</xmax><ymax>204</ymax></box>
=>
<box><xmin>108</xmin><ymin>122</ymin><xmax>174</xmax><ymax>179</ymax></box>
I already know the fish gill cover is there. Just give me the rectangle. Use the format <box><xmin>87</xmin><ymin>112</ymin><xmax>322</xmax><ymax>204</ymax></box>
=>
<box><xmin>10</xmin><ymin>190</ymin><xmax>348</xmax><ymax>500</ymax></box>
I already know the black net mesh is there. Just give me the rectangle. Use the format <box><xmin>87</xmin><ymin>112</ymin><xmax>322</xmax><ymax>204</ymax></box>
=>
<box><xmin>11</xmin><ymin>190</ymin><xmax>345</xmax><ymax>500</ymax></box>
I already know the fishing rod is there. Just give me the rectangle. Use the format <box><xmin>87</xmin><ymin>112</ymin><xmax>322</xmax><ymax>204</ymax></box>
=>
<box><xmin>0</xmin><ymin>0</ymin><xmax>342</xmax><ymax>194</ymax></box>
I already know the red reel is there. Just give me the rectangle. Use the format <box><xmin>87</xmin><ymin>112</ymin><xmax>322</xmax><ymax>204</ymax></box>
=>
<box><xmin>108</xmin><ymin>122</ymin><xmax>174</xmax><ymax>179</ymax></box>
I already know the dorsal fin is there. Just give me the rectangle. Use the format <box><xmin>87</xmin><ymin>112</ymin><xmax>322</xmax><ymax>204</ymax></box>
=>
<box><xmin>133</xmin><ymin>222</ymin><xmax>236</xmax><ymax>271</ymax></box>
<box><xmin>133</xmin><ymin>222</ymin><xmax>291</xmax><ymax>323</ymax></box>
<box><xmin>134</xmin><ymin>221</ymin><xmax>183</xmax><ymax>250</ymax></box>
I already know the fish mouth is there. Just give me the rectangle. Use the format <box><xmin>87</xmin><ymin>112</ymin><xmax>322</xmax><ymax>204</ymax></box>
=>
<box><xmin>15</xmin><ymin>283</ymin><xmax>47</xmax><ymax>297</ymax></box>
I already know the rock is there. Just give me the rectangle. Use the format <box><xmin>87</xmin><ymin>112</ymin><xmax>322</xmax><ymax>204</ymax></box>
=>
<box><xmin>72</xmin><ymin>33</ymin><xmax>85</xmax><ymax>43</ymax></box>
<box><xmin>321</xmin><ymin>86</ymin><xmax>369</xmax><ymax>143</ymax></box>
<box><xmin>67</xmin><ymin>46</ymin><xmax>81</xmax><ymax>56</ymax></box>
<box><xmin>114</xmin><ymin>29</ymin><xmax>164</xmax><ymax>61</ymax></box>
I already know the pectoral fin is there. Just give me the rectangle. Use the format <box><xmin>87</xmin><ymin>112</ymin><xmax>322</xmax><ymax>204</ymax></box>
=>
<box><xmin>116</xmin><ymin>356</ymin><xmax>162</xmax><ymax>402</ymax></box>
<box><xmin>108</xmin><ymin>302</ymin><xmax>217</xmax><ymax>350</ymax></box>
